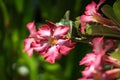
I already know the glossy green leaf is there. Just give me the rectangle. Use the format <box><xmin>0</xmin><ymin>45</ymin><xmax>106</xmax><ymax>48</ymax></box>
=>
<box><xmin>101</xmin><ymin>4</ymin><xmax>120</xmax><ymax>26</ymax></box>
<box><xmin>111</xmin><ymin>45</ymin><xmax>120</xmax><ymax>60</ymax></box>
<box><xmin>113</xmin><ymin>0</ymin><xmax>120</xmax><ymax>26</ymax></box>
<box><xmin>84</xmin><ymin>24</ymin><xmax>120</xmax><ymax>40</ymax></box>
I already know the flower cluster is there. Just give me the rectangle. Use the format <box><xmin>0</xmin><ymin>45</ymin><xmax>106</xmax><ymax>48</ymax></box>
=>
<box><xmin>78</xmin><ymin>0</ymin><xmax>120</xmax><ymax>79</ymax></box>
<box><xmin>78</xmin><ymin>37</ymin><xmax>120</xmax><ymax>80</ymax></box>
<box><xmin>23</xmin><ymin>0</ymin><xmax>120</xmax><ymax>79</ymax></box>
<box><xmin>23</xmin><ymin>21</ymin><xmax>75</xmax><ymax>64</ymax></box>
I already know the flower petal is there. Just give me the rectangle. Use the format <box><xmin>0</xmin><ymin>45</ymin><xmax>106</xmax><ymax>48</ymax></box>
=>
<box><xmin>57</xmin><ymin>39</ymin><xmax>75</xmax><ymax>55</ymax></box>
<box><xmin>38</xmin><ymin>24</ymin><xmax>51</xmax><ymax>37</ymax></box>
<box><xmin>80</xmin><ymin>15</ymin><xmax>93</xmax><ymax>23</ymax></box>
<box><xmin>27</xmin><ymin>48</ymin><xmax>34</xmax><ymax>56</ymax></box>
<box><xmin>80</xmin><ymin>53</ymin><xmax>96</xmax><ymax>66</ymax></box>
<box><xmin>92</xmin><ymin>37</ymin><xmax>103</xmax><ymax>53</ymax></box>
<box><xmin>53</xmin><ymin>26</ymin><xmax>69</xmax><ymax>37</ymax></box>
<box><xmin>82</xmin><ymin>66</ymin><xmax>95</xmax><ymax>78</ymax></box>
<box><xmin>23</xmin><ymin>38</ymin><xmax>35</xmax><ymax>56</ymax></box>
<box><xmin>97</xmin><ymin>0</ymin><xmax>106</xmax><ymax>9</ymax></box>
<box><xmin>57</xmin><ymin>39</ymin><xmax>69</xmax><ymax>45</ymax></box>
<box><xmin>33</xmin><ymin>42</ymin><xmax>49</xmax><ymax>53</ymax></box>
<box><xmin>26</xmin><ymin>21</ymin><xmax>36</xmax><ymax>35</ymax></box>
<box><xmin>43</xmin><ymin>46</ymin><xmax>60</xmax><ymax>64</ymax></box>
<box><xmin>23</xmin><ymin>38</ymin><xmax>34</xmax><ymax>52</ymax></box>
<box><xmin>59</xmin><ymin>45</ymin><xmax>72</xmax><ymax>55</ymax></box>
<box><xmin>85</xmin><ymin>1</ymin><xmax>97</xmax><ymax>15</ymax></box>
<box><xmin>80</xmin><ymin>15</ymin><xmax>93</xmax><ymax>33</ymax></box>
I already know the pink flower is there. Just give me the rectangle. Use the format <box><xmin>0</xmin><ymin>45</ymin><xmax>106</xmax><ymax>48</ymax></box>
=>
<box><xmin>92</xmin><ymin>37</ymin><xmax>114</xmax><ymax>54</ymax></box>
<box><xmin>79</xmin><ymin>53</ymin><xmax>103</xmax><ymax>78</ymax></box>
<box><xmin>23</xmin><ymin>21</ymin><xmax>75</xmax><ymax>64</ymax></box>
<box><xmin>79</xmin><ymin>37</ymin><xmax>115</xmax><ymax>79</ymax></box>
<box><xmin>80</xmin><ymin>0</ymin><xmax>120</xmax><ymax>33</ymax></box>
<box><xmin>80</xmin><ymin>0</ymin><xmax>105</xmax><ymax>33</ymax></box>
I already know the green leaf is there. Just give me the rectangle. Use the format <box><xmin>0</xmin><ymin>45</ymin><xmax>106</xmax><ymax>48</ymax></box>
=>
<box><xmin>101</xmin><ymin>4</ymin><xmax>120</xmax><ymax>26</ymax></box>
<box><xmin>84</xmin><ymin>23</ymin><xmax>120</xmax><ymax>40</ymax></box>
<box><xmin>85</xmin><ymin>24</ymin><xmax>92</xmax><ymax>34</ymax></box>
<box><xmin>111</xmin><ymin>45</ymin><xmax>120</xmax><ymax>60</ymax></box>
<box><xmin>113</xmin><ymin>0</ymin><xmax>120</xmax><ymax>26</ymax></box>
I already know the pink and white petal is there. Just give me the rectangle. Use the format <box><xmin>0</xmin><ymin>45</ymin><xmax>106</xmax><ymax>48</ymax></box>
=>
<box><xmin>53</xmin><ymin>26</ymin><xmax>69</xmax><ymax>37</ymax></box>
<box><xmin>23</xmin><ymin>38</ymin><xmax>34</xmax><ymax>52</ymax></box>
<box><xmin>34</xmin><ymin>43</ymin><xmax>49</xmax><ymax>52</ymax></box>
<box><xmin>59</xmin><ymin>45</ymin><xmax>73</xmax><ymax>55</ymax></box>
<box><xmin>38</xmin><ymin>24</ymin><xmax>51</xmax><ymax>37</ymax></box>
<box><xmin>26</xmin><ymin>21</ymin><xmax>36</xmax><ymax>34</ymax></box>
<box><xmin>80</xmin><ymin>53</ymin><xmax>96</xmax><ymax>66</ymax></box>
<box><xmin>81</xmin><ymin>23</ymin><xmax>87</xmax><ymax>33</ymax></box>
<box><xmin>57</xmin><ymin>39</ymin><xmax>69</xmax><ymax>45</ymax></box>
<box><xmin>85</xmin><ymin>1</ymin><xmax>97</xmax><ymax>15</ymax></box>
<box><xmin>82</xmin><ymin>66</ymin><xmax>95</xmax><ymax>78</ymax></box>
<box><xmin>45</xmin><ymin>56</ymin><xmax>56</xmax><ymax>64</ymax></box>
<box><xmin>57</xmin><ymin>39</ymin><xmax>75</xmax><ymax>55</ymax></box>
<box><xmin>58</xmin><ymin>38</ymin><xmax>74</xmax><ymax>46</ymax></box>
<box><xmin>64</xmin><ymin>39</ymin><xmax>75</xmax><ymax>48</ymax></box>
<box><xmin>80</xmin><ymin>15</ymin><xmax>93</xmax><ymax>23</ymax></box>
<box><xmin>27</xmin><ymin>48</ymin><xmax>34</xmax><ymax>56</ymax></box>
<box><xmin>97</xmin><ymin>0</ymin><xmax>106</xmax><ymax>9</ymax></box>
<box><xmin>92</xmin><ymin>37</ymin><xmax>104</xmax><ymax>53</ymax></box>
<box><xmin>43</xmin><ymin>46</ymin><xmax>59</xmax><ymax>64</ymax></box>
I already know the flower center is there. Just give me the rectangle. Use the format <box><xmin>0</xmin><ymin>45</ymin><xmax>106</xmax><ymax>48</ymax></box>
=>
<box><xmin>49</xmin><ymin>37</ymin><xmax>58</xmax><ymax>45</ymax></box>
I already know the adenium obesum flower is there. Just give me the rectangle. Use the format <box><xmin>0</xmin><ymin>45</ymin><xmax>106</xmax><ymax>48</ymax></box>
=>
<box><xmin>79</xmin><ymin>38</ymin><xmax>105</xmax><ymax>79</ymax></box>
<box><xmin>80</xmin><ymin>0</ymin><xmax>105</xmax><ymax>33</ymax></box>
<box><xmin>80</xmin><ymin>0</ymin><xmax>120</xmax><ymax>33</ymax></box>
<box><xmin>78</xmin><ymin>37</ymin><xmax>118</xmax><ymax>80</ymax></box>
<box><xmin>23</xmin><ymin>21</ymin><xmax>75</xmax><ymax>64</ymax></box>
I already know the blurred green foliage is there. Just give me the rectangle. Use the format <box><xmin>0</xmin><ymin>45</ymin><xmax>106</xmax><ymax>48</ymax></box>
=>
<box><xmin>0</xmin><ymin>0</ymin><xmax>102</xmax><ymax>80</ymax></box>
